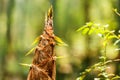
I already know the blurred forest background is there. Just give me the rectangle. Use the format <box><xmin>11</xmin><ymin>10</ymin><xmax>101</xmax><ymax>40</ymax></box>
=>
<box><xmin>0</xmin><ymin>0</ymin><xmax>120</xmax><ymax>80</ymax></box>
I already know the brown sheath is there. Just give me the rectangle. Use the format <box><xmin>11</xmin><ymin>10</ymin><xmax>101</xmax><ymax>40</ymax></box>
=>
<box><xmin>27</xmin><ymin>6</ymin><xmax>56</xmax><ymax>80</ymax></box>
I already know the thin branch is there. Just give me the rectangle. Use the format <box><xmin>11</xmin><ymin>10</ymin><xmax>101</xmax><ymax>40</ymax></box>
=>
<box><xmin>80</xmin><ymin>59</ymin><xmax>120</xmax><ymax>76</ymax></box>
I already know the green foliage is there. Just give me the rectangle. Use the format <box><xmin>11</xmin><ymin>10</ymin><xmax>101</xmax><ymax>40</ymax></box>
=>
<box><xmin>77</xmin><ymin>22</ymin><xmax>120</xmax><ymax>47</ymax></box>
<box><xmin>77</xmin><ymin>59</ymin><xmax>120</xmax><ymax>80</ymax></box>
<box><xmin>76</xmin><ymin>22</ymin><xmax>120</xmax><ymax>80</ymax></box>
<box><xmin>54</xmin><ymin>36</ymin><xmax>68</xmax><ymax>46</ymax></box>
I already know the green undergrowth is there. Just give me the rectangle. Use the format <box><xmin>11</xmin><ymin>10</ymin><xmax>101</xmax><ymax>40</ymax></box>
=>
<box><xmin>76</xmin><ymin>22</ymin><xmax>120</xmax><ymax>80</ymax></box>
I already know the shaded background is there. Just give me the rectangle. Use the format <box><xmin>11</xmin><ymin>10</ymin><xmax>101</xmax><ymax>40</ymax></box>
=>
<box><xmin>0</xmin><ymin>0</ymin><xmax>120</xmax><ymax>80</ymax></box>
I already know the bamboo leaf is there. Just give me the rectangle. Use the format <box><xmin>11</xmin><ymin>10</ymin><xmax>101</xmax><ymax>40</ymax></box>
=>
<box><xmin>118</xmin><ymin>35</ymin><xmax>120</xmax><ymax>38</ymax></box>
<box><xmin>104</xmin><ymin>33</ymin><xmax>110</xmax><ymax>39</ymax></box>
<box><xmin>54</xmin><ymin>36</ymin><xmax>63</xmax><ymax>43</ymax></box>
<box><xmin>88</xmin><ymin>28</ymin><xmax>94</xmax><ymax>35</ymax></box>
<box><xmin>107</xmin><ymin>35</ymin><xmax>117</xmax><ymax>40</ymax></box>
<box><xmin>76</xmin><ymin>25</ymin><xmax>87</xmax><ymax>32</ymax></box>
<box><xmin>82</xmin><ymin>28</ymin><xmax>89</xmax><ymax>35</ymax></box>
<box><xmin>31</xmin><ymin>36</ymin><xmax>40</xmax><ymax>46</ymax></box>
<box><xmin>113</xmin><ymin>8</ymin><xmax>120</xmax><ymax>16</ymax></box>
<box><xmin>114</xmin><ymin>39</ymin><xmax>120</xmax><ymax>45</ymax></box>
<box><xmin>112</xmin><ymin>75</ymin><xmax>120</xmax><ymax>80</ymax></box>
<box><xmin>86</xmin><ymin>22</ymin><xmax>93</xmax><ymax>27</ymax></box>
<box><xmin>25</xmin><ymin>47</ymin><xmax>35</xmax><ymax>56</ymax></box>
<box><xmin>95</xmin><ymin>28</ymin><xmax>103</xmax><ymax>34</ymax></box>
<box><xmin>93</xmin><ymin>23</ymin><xmax>100</xmax><ymax>27</ymax></box>
<box><xmin>55</xmin><ymin>56</ymin><xmax>66</xmax><ymax>59</ymax></box>
<box><xmin>118</xmin><ymin>30</ymin><xmax>120</xmax><ymax>33</ymax></box>
<box><xmin>55</xmin><ymin>36</ymin><xmax>68</xmax><ymax>46</ymax></box>
<box><xmin>56</xmin><ymin>43</ymin><xmax>68</xmax><ymax>46</ymax></box>
<box><xmin>19</xmin><ymin>63</ymin><xmax>31</xmax><ymax>67</ymax></box>
<box><xmin>76</xmin><ymin>75</ymin><xmax>85</xmax><ymax>80</ymax></box>
<box><xmin>77</xmin><ymin>22</ymin><xmax>93</xmax><ymax>32</ymax></box>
